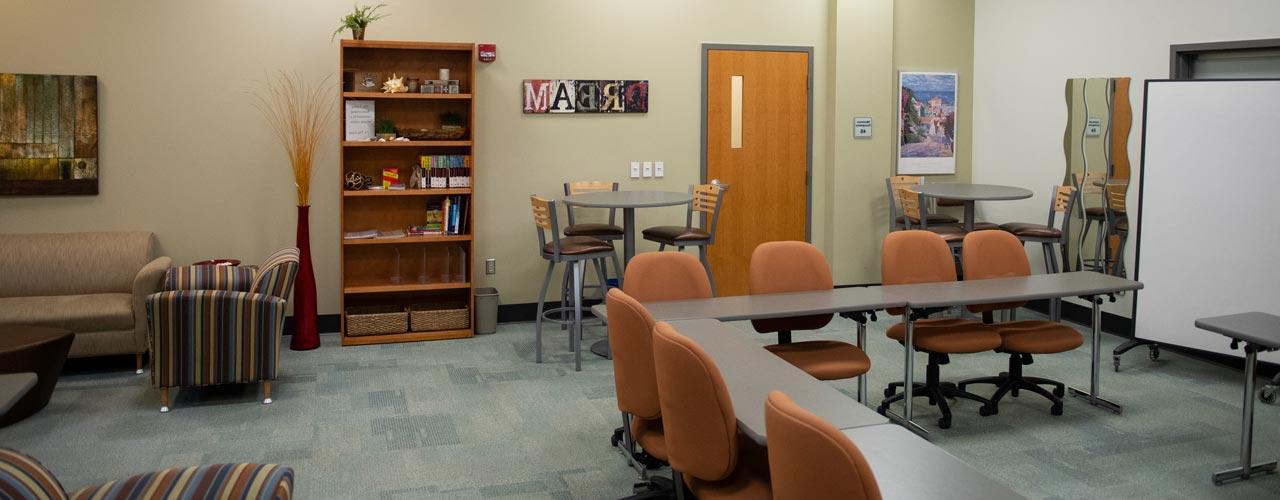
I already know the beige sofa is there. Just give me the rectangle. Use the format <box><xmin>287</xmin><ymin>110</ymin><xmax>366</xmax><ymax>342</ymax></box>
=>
<box><xmin>0</xmin><ymin>231</ymin><xmax>171</xmax><ymax>371</ymax></box>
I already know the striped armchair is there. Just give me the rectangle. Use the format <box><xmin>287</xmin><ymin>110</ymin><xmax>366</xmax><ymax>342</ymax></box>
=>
<box><xmin>0</xmin><ymin>448</ymin><xmax>293</xmax><ymax>500</ymax></box>
<box><xmin>146</xmin><ymin>248</ymin><xmax>299</xmax><ymax>412</ymax></box>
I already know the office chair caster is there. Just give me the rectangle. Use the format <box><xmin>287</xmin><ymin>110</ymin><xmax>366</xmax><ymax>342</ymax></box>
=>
<box><xmin>1053</xmin><ymin>386</ymin><xmax>1065</xmax><ymax>397</ymax></box>
<box><xmin>611</xmin><ymin>427</ymin><xmax>624</xmax><ymax>448</ymax></box>
<box><xmin>1149</xmin><ymin>345</ymin><xmax>1161</xmax><ymax>361</ymax></box>
<box><xmin>1050</xmin><ymin>403</ymin><xmax>1063</xmax><ymax>416</ymax></box>
<box><xmin>1113</xmin><ymin>355</ymin><xmax>1121</xmax><ymax>373</ymax></box>
<box><xmin>938</xmin><ymin>416</ymin><xmax>951</xmax><ymax>429</ymax></box>
<box><xmin>634</xmin><ymin>451</ymin><xmax>664</xmax><ymax>469</ymax></box>
<box><xmin>978</xmin><ymin>404</ymin><xmax>997</xmax><ymax>417</ymax></box>
<box><xmin>1260</xmin><ymin>386</ymin><xmax>1277</xmax><ymax>405</ymax></box>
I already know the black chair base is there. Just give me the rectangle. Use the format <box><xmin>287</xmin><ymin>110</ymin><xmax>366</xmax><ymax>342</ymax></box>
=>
<box><xmin>959</xmin><ymin>353</ymin><xmax>1066</xmax><ymax>416</ymax></box>
<box><xmin>879</xmin><ymin>353</ymin><xmax>995</xmax><ymax>429</ymax></box>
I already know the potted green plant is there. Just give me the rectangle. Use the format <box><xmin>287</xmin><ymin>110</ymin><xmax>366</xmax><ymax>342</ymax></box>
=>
<box><xmin>439</xmin><ymin>112</ymin><xmax>465</xmax><ymax>131</ymax></box>
<box><xmin>375</xmin><ymin>119</ymin><xmax>396</xmax><ymax>140</ymax></box>
<box><xmin>332</xmin><ymin>4</ymin><xmax>388</xmax><ymax>41</ymax></box>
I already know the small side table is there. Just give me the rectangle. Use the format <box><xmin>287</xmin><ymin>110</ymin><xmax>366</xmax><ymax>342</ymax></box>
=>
<box><xmin>1196</xmin><ymin>312</ymin><xmax>1280</xmax><ymax>485</ymax></box>
<box><xmin>0</xmin><ymin>373</ymin><xmax>37</xmax><ymax>416</ymax></box>
<box><xmin>0</xmin><ymin>326</ymin><xmax>74</xmax><ymax>427</ymax></box>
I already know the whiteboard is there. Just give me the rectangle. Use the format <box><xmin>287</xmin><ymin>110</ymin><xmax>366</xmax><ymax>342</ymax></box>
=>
<box><xmin>1135</xmin><ymin>79</ymin><xmax>1280</xmax><ymax>362</ymax></box>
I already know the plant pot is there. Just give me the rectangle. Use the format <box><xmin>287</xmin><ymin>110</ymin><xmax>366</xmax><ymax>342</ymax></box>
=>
<box><xmin>377</xmin><ymin>133</ymin><xmax>396</xmax><ymax>141</ymax></box>
<box><xmin>352</xmin><ymin>26</ymin><xmax>365</xmax><ymax>40</ymax></box>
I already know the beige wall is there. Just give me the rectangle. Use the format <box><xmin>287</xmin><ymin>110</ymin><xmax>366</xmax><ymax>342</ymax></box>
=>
<box><xmin>0</xmin><ymin>0</ymin><xmax>973</xmax><ymax>313</ymax></box>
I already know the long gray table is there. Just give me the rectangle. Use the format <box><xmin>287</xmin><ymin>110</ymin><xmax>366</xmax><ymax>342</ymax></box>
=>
<box><xmin>1196</xmin><ymin>312</ymin><xmax>1280</xmax><ymax>485</ymax></box>
<box><xmin>0</xmin><ymin>372</ymin><xmax>37</xmax><ymax>416</ymax></box>
<box><xmin>880</xmin><ymin>271</ymin><xmax>1142</xmax><ymax>434</ymax></box>
<box><xmin>843</xmin><ymin>424</ymin><xmax>1025</xmax><ymax>499</ymax></box>
<box><xmin>596</xmin><ymin>287</ymin><xmax>906</xmax><ymax>403</ymax></box>
<box><xmin>669</xmin><ymin>319</ymin><xmax>888</xmax><ymax>444</ymax></box>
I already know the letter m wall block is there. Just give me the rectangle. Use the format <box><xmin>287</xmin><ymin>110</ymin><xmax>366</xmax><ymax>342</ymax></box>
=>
<box><xmin>523</xmin><ymin>80</ymin><xmax>552</xmax><ymax>113</ymax></box>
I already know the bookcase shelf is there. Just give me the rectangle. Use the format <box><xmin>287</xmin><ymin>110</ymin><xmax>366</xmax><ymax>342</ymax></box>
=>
<box><xmin>340</xmin><ymin>40</ymin><xmax>477</xmax><ymax>346</ymax></box>
<box><xmin>343</xmin><ymin>92</ymin><xmax>472</xmax><ymax>100</ymax></box>
<box><xmin>342</xmin><ymin>140</ymin><xmax>472</xmax><ymax>148</ymax></box>
<box><xmin>343</xmin><ymin>188</ymin><xmax>471</xmax><ymax>197</ymax></box>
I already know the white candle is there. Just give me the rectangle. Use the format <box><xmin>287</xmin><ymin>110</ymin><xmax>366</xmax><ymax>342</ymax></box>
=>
<box><xmin>438</xmin><ymin>68</ymin><xmax>450</xmax><ymax>81</ymax></box>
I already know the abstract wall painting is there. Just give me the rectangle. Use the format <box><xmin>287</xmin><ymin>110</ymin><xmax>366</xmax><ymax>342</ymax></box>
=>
<box><xmin>523</xmin><ymin>80</ymin><xmax>648</xmax><ymax>114</ymax></box>
<box><xmin>0</xmin><ymin>73</ymin><xmax>99</xmax><ymax>195</ymax></box>
<box><xmin>898</xmin><ymin>71</ymin><xmax>956</xmax><ymax>175</ymax></box>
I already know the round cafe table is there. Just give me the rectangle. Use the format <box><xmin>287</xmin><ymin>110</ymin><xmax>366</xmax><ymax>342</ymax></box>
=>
<box><xmin>910</xmin><ymin>183</ymin><xmax>1033</xmax><ymax>232</ymax></box>
<box><xmin>563</xmin><ymin>190</ymin><xmax>693</xmax><ymax>358</ymax></box>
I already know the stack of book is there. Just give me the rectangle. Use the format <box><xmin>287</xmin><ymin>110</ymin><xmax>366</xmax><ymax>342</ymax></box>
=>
<box><xmin>419</xmin><ymin>155</ymin><xmax>471</xmax><ymax>189</ymax></box>
<box><xmin>435</xmin><ymin>195</ymin><xmax>469</xmax><ymax>235</ymax></box>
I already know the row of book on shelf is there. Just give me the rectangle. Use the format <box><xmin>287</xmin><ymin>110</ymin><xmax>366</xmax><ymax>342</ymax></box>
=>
<box><xmin>372</xmin><ymin>155</ymin><xmax>472</xmax><ymax>191</ymax></box>
<box><xmin>343</xmin><ymin>196</ymin><xmax>470</xmax><ymax>240</ymax></box>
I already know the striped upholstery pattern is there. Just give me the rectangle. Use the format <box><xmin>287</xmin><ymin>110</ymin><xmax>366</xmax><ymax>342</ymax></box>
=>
<box><xmin>146</xmin><ymin>291</ymin><xmax>286</xmax><ymax>388</ymax></box>
<box><xmin>70</xmin><ymin>463</ymin><xmax>293</xmax><ymax>500</ymax></box>
<box><xmin>0</xmin><ymin>448</ymin><xmax>68</xmax><ymax>500</ymax></box>
<box><xmin>249</xmin><ymin>248</ymin><xmax>299</xmax><ymax>300</ymax></box>
<box><xmin>162</xmin><ymin>266</ymin><xmax>254</xmax><ymax>292</ymax></box>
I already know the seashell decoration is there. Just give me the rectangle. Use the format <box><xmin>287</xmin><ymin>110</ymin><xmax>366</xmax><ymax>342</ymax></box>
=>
<box><xmin>382</xmin><ymin>73</ymin><xmax>407</xmax><ymax>93</ymax></box>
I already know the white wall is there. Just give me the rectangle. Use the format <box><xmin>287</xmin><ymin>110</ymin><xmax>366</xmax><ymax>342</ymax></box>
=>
<box><xmin>972</xmin><ymin>0</ymin><xmax>1280</xmax><ymax>315</ymax></box>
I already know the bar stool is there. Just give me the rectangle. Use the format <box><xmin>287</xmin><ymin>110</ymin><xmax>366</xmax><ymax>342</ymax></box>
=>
<box><xmin>897</xmin><ymin>187</ymin><xmax>966</xmax><ymax>248</ymax></box>
<box><xmin>885</xmin><ymin>176</ymin><xmax>958</xmax><ymax>230</ymax></box>
<box><xmin>1073</xmin><ymin>172</ymin><xmax>1108</xmax><ymax>271</ymax></box>
<box><xmin>1103</xmin><ymin>183</ymin><xmax>1129</xmax><ymax>276</ymax></box>
<box><xmin>560</xmin><ymin>181</ymin><xmax>624</xmax><ymax>317</ymax></box>
<box><xmin>531</xmin><ymin>195</ymin><xmax>624</xmax><ymax>371</ymax></box>
<box><xmin>999</xmin><ymin>185</ymin><xmax>1077</xmax><ymax>275</ymax></box>
<box><xmin>641</xmin><ymin>183</ymin><xmax>727</xmax><ymax>293</ymax></box>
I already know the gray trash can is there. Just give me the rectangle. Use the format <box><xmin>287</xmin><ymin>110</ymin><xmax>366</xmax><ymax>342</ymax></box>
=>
<box><xmin>474</xmin><ymin>287</ymin><xmax>499</xmax><ymax>334</ymax></box>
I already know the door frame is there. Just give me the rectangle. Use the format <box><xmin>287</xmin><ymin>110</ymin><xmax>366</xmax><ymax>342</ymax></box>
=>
<box><xmin>700</xmin><ymin>43</ymin><xmax>815</xmax><ymax>241</ymax></box>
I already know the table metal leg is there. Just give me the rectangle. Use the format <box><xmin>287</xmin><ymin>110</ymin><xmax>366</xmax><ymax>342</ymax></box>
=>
<box><xmin>883</xmin><ymin>310</ymin><xmax>929</xmax><ymax>437</ymax></box>
<box><xmin>1069</xmin><ymin>297</ymin><xmax>1122</xmax><ymax>413</ymax></box>
<box><xmin>963</xmin><ymin>200</ymin><xmax>975</xmax><ymax>233</ymax></box>
<box><xmin>857</xmin><ymin>320</ymin><xmax>867</xmax><ymax>404</ymax></box>
<box><xmin>1214</xmin><ymin>346</ymin><xmax>1278</xmax><ymax>485</ymax></box>
<box><xmin>590</xmin><ymin>208</ymin><xmax>637</xmax><ymax>360</ymax></box>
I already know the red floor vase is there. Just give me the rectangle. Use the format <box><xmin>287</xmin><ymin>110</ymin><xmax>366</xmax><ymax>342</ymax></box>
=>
<box><xmin>291</xmin><ymin>205</ymin><xmax>321</xmax><ymax>350</ymax></box>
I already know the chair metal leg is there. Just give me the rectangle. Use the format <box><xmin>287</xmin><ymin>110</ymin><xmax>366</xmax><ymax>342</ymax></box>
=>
<box><xmin>610</xmin><ymin>252</ymin><xmax>625</xmax><ymax>289</ymax></box>
<box><xmin>573</xmin><ymin>261</ymin><xmax>585</xmax><ymax>372</ymax></box>
<box><xmin>535</xmin><ymin>260</ymin><xmax>555</xmax><ymax>363</ymax></box>
<box><xmin>593</xmin><ymin>257</ymin><xmax>610</xmax><ymax>295</ymax></box>
<box><xmin>560</xmin><ymin>264</ymin><xmax>571</xmax><ymax>331</ymax></box>
<box><xmin>263</xmin><ymin>380</ymin><xmax>273</xmax><ymax>405</ymax></box>
<box><xmin>658</xmin><ymin>243</ymin><xmax>666</xmax><ymax>252</ymax></box>
<box><xmin>698</xmin><ymin>246</ymin><xmax>716</xmax><ymax>296</ymax></box>
<box><xmin>673</xmin><ymin>470</ymin><xmax>686</xmax><ymax>500</ymax></box>
<box><xmin>1093</xmin><ymin>219</ymin><xmax>1107</xmax><ymax>271</ymax></box>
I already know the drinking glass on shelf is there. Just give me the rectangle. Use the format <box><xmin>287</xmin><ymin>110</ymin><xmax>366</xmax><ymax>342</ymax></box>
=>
<box><xmin>417</xmin><ymin>247</ymin><xmax>429</xmax><ymax>283</ymax></box>
<box><xmin>389</xmin><ymin>248</ymin><xmax>402</xmax><ymax>285</ymax></box>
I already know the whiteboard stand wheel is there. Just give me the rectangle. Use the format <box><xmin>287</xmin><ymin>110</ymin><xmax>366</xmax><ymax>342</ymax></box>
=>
<box><xmin>1113</xmin><ymin>356</ymin><xmax>1121</xmax><ymax>373</ymax></box>
<box><xmin>1148</xmin><ymin>345</ymin><xmax>1160</xmax><ymax>361</ymax></box>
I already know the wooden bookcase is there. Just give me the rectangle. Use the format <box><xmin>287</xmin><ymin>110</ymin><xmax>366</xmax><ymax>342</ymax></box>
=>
<box><xmin>339</xmin><ymin>40</ymin><xmax>476</xmax><ymax>346</ymax></box>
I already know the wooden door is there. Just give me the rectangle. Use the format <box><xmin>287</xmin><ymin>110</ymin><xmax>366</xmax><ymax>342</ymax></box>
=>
<box><xmin>705</xmin><ymin>48</ymin><xmax>810</xmax><ymax>296</ymax></box>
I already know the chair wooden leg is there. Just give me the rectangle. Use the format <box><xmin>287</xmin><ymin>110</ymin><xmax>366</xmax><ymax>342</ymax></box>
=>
<box><xmin>159</xmin><ymin>387</ymin><xmax>170</xmax><ymax>413</ymax></box>
<box><xmin>263</xmin><ymin>380</ymin><xmax>273</xmax><ymax>405</ymax></box>
<box><xmin>135</xmin><ymin>352</ymin><xmax>144</xmax><ymax>374</ymax></box>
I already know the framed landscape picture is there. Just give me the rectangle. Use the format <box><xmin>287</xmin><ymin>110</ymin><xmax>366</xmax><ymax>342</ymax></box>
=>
<box><xmin>0</xmin><ymin>73</ymin><xmax>99</xmax><ymax>195</ymax></box>
<box><xmin>898</xmin><ymin>71</ymin><xmax>956</xmax><ymax>175</ymax></box>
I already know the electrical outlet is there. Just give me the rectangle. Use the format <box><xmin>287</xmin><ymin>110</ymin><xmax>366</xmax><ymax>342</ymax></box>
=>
<box><xmin>654</xmin><ymin>161</ymin><xmax>664</xmax><ymax>178</ymax></box>
<box><xmin>642</xmin><ymin>161</ymin><xmax>653</xmax><ymax>178</ymax></box>
<box><xmin>630</xmin><ymin>161</ymin><xmax>641</xmax><ymax>179</ymax></box>
<box><xmin>485</xmin><ymin>258</ymin><xmax>496</xmax><ymax>275</ymax></box>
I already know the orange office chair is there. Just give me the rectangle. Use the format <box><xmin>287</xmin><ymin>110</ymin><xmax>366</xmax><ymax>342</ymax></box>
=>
<box><xmin>764</xmin><ymin>391</ymin><xmax>882</xmax><ymax>500</ymax></box>
<box><xmin>879</xmin><ymin>230</ymin><xmax>1002</xmax><ymax>429</ymax></box>
<box><xmin>606</xmin><ymin>289</ymin><xmax>675</xmax><ymax>497</ymax></box>
<box><xmin>957</xmin><ymin>230</ymin><xmax>1084</xmax><ymax>416</ymax></box>
<box><xmin>748</xmin><ymin>241</ymin><xmax>871</xmax><ymax>382</ymax></box>
<box><xmin>653</xmin><ymin>322</ymin><xmax>772</xmax><ymax>500</ymax></box>
<box><xmin>622</xmin><ymin>251</ymin><xmax>714</xmax><ymax>302</ymax></box>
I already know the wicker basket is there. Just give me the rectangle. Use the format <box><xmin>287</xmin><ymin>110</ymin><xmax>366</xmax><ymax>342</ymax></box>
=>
<box><xmin>397</xmin><ymin>127</ymin><xmax>467</xmax><ymax>141</ymax></box>
<box><xmin>345</xmin><ymin>305</ymin><xmax>408</xmax><ymax>336</ymax></box>
<box><xmin>409</xmin><ymin>302</ymin><xmax>470</xmax><ymax>332</ymax></box>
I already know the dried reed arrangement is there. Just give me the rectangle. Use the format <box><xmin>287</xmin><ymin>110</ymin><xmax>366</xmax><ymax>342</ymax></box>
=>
<box><xmin>250</xmin><ymin>72</ymin><xmax>335</xmax><ymax>206</ymax></box>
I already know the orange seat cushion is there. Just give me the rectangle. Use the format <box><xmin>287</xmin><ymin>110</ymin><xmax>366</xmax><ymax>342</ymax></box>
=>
<box><xmin>686</xmin><ymin>433</ymin><xmax>772</xmax><ymax>500</ymax></box>
<box><xmin>886</xmin><ymin>319</ymin><xmax>1001</xmax><ymax>354</ymax></box>
<box><xmin>764</xmin><ymin>341</ymin><xmax>870</xmax><ymax>380</ymax></box>
<box><xmin>631</xmin><ymin>416</ymin><xmax>668</xmax><ymax>462</ymax></box>
<box><xmin>542</xmin><ymin>235</ymin><xmax>614</xmax><ymax>256</ymax></box>
<box><xmin>991</xmin><ymin>320</ymin><xmax>1084</xmax><ymax>354</ymax></box>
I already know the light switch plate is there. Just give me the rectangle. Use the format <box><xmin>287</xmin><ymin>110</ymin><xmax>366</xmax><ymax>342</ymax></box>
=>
<box><xmin>654</xmin><ymin>161</ymin><xmax>664</xmax><ymax>178</ymax></box>
<box><xmin>630</xmin><ymin>161</ymin><xmax>641</xmax><ymax>178</ymax></box>
<box><xmin>642</xmin><ymin>161</ymin><xmax>653</xmax><ymax>178</ymax></box>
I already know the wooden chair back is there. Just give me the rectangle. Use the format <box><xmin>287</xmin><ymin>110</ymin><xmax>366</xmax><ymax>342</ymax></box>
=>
<box><xmin>896</xmin><ymin>187</ymin><xmax>924</xmax><ymax>228</ymax></box>
<box><xmin>563</xmin><ymin>181</ymin><xmax>619</xmax><ymax>226</ymax></box>
<box><xmin>1104</xmin><ymin>183</ymin><xmax>1127</xmax><ymax>213</ymax></box>
<box><xmin>692</xmin><ymin>184</ymin><xmax>723</xmax><ymax>214</ymax></box>
<box><xmin>1052</xmin><ymin>185</ymin><xmax>1076</xmax><ymax>213</ymax></box>
<box><xmin>886</xmin><ymin>176</ymin><xmax>924</xmax><ymax>229</ymax></box>
<box><xmin>1073</xmin><ymin>172</ymin><xmax>1105</xmax><ymax>195</ymax></box>
<box><xmin>530</xmin><ymin>195</ymin><xmax>553</xmax><ymax>230</ymax></box>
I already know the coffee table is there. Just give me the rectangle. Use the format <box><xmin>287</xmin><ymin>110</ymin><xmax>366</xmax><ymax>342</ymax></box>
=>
<box><xmin>0</xmin><ymin>325</ymin><xmax>74</xmax><ymax>426</ymax></box>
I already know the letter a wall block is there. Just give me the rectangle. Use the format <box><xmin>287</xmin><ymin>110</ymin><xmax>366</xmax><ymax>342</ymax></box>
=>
<box><xmin>522</xmin><ymin>79</ymin><xmax>647</xmax><ymax>114</ymax></box>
